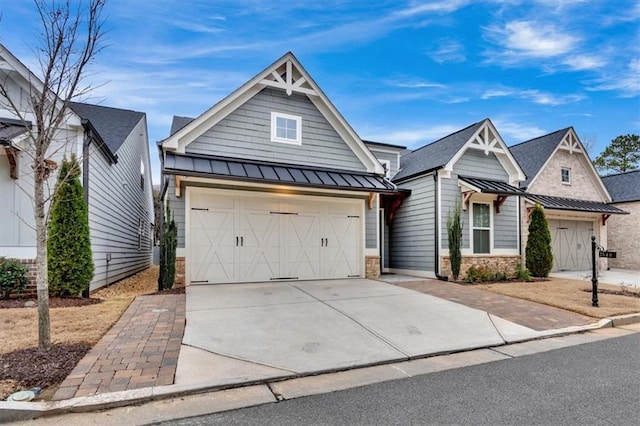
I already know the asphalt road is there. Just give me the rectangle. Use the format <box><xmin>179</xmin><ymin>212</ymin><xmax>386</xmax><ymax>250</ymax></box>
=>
<box><xmin>156</xmin><ymin>333</ymin><xmax>640</xmax><ymax>426</ymax></box>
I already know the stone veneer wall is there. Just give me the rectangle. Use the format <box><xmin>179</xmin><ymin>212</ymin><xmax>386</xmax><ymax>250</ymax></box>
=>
<box><xmin>606</xmin><ymin>201</ymin><xmax>640</xmax><ymax>270</ymax></box>
<box><xmin>441</xmin><ymin>255</ymin><xmax>522</xmax><ymax>280</ymax></box>
<box><xmin>174</xmin><ymin>257</ymin><xmax>186</xmax><ymax>287</ymax></box>
<box><xmin>365</xmin><ymin>255</ymin><xmax>380</xmax><ymax>279</ymax></box>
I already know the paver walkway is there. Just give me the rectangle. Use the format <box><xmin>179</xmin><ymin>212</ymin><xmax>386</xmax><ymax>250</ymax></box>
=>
<box><xmin>53</xmin><ymin>294</ymin><xmax>185</xmax><ymax>400</ymax></box>
<box><xmin>384</xmin><ymin>278</ymin><xmax>595</xmax><ymax>331</ymax></box>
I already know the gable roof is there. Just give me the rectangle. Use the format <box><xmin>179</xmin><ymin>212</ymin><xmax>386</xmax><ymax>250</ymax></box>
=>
<box><xmin>170</xmin><ymin>116</ymin><xmax>194</xmax><ymax>136</ymax></box>
<box><xmin>161</xmin><ymin>52</ymin><xmax>384</xmax><ymax>174</ymax></box>
<box><xmin>393</xmin><ymin>120</ymin><xmax>485</xmax><ymax>182</ymax></box>
<box><xmin>509</xmin><ymin>127</ymin><xmax>611</xmax><ymax>202</ymax></box>
<box><xmin>70</xmin><ymin>102</ymin><xmax>145</xmax><ymax>154</ymax></box>
<box><xmin>509</xmin><ymin>128</ymin><xmax>570</xmax><ymax>188</ymax></box>
<box><xmin>602</xmin><ymin>170</ymin><xmax>640</xmax><ymax>203</ymax></box>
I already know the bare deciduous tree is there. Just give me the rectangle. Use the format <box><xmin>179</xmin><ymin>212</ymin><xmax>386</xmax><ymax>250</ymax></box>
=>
<box><xmin>0</xmin><ymin>0</ymin><xmax>106</xmax><ymax>351</ymax></box>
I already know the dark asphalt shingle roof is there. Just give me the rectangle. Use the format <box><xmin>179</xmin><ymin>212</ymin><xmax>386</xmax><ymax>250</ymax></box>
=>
<box><xmin>70</xmin><ymin>102</ymin><xmax>145</xmax><ymax>154</ymax></box>
<box><xmin>602</xmin><ymin>170</ymin><xmax>640</xmax><ymax>203</ymax></box>
<box><xmin>170</xmin><ymin>116</ymin><xmax>194</xmax><ymax>136</ymax></box>
<box><xmin>525</xmin><ymin>193</ymin><xmax>627</xmax><ymax>214</ymax></box>
<box><xmin>509</xmin><ymin>128</ymin><xmax>570</xmax><ymax>188</ymax></box>
<box><xmin>458</xmin><ymin>176</ymin><xmax>527</xmax><ymax>196</ymax></box>
<box><xmin>363</xmin><ymin>140</ymin><xmax>407</xmax><ymax>150</ymax></box>
<box><xmin>393</xmin><ymin>120</ymin><xmax>485</xmax><ymax>182</ymax></box>
<box><xmin>0</xmin><ymin>118</ymin><xmax>30</xmax><ymax>142</ymax></box>
<box><xmin>164</xmin><ymin>151</ymin><xmax>397</xmax><ymax>192</ymax></box>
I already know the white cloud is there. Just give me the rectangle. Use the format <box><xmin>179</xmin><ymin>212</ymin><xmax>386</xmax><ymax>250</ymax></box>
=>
<box><xmin>585</xmin><ymin>58</ymin><xmax>640</xmax><ymax>97</ymax></box>
<box><xmin>492</xmin><ymin>118</ymin><xmax>547</xmax><ymax>142</ymax></box>
<box><xmin>485</xmin><ymin>20</ymin><xmax>579</xmax><ymax>60</ymax></box>
<box><xmin>481</xmin><ymin>87</ymin><xmax>585</xmax><ymax>105</ymax></box>
<box><xmin>395</xmin><ymin>0</ymin><xmax>470</xmax><ymax>16</ymax></box>
<box><xmin>563</xmin><ymin>54</ymin><xmax>607</xmax><ymax>70</ymax></box>
<box><xmin>386</xmin><ymin>79</ymin><xmax>447</xmax><ymax>89</ymax></box>
<box><xmin>428</xmin><ymin>39</ymin><xmax>466</xmax><ymax>63</ymax></box>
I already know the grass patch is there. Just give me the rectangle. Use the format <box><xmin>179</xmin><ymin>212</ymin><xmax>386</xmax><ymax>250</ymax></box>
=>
<box><xmin>478</xmin><ymin>278</ymin><xmax>640</xmax><ymax>318</ymax></box>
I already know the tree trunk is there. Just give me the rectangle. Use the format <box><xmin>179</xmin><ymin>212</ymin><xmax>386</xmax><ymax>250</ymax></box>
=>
<box><xmin>35</xmin><ymin>168</ymin><xmax>51</xmax><ymax>351</ymax></box>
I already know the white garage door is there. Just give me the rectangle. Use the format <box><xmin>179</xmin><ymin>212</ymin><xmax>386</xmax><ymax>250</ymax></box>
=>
<box><xmin>548</xmin><ymin>219</ymin><xmax>594</xmax><ymax>271</ymax></box>
<box><xmin>189</xmin><ymin>190</ymin><xmax>363</xmax><ymax>284</ymax></box>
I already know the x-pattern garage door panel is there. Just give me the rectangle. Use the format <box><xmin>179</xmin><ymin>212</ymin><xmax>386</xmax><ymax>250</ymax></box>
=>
<box><xmin>188</xmin><ymin>191</ymin><xmax>363</xmax><ymax>284</ymax></box>
<box><xmin>324</xmin><ymin>214</ymin><xmax>360</xmax><ymax>277</ymax></box>
<box><xmin>190</xmin><ymin>196</ymin><xmax>237</xmax><ymax>283</ymax></box>
<box><xmin>243</xmin><ymin>210</ymin><xmax>281</xmax><ymax>281</ymax></box>
<box><xmin>284</xmin><ymin>213</ymin><xmax>321</xmax><ymax>279</ymax></box>
<box><xmin>549</xmin><ymin>219</ymin><xmax>593</xmax><ymax>271</ymax></box>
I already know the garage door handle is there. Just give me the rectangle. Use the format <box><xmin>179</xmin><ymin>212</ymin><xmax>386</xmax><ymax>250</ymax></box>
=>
<box><xmin>241</xmin><ymin>236</ymin><xmax>244</xmax><ymax>246</ymax></box>
<box><xmin>236</xmin><ymin>236</ymin><xmax>239</xmax><ymax>246</ymax></box>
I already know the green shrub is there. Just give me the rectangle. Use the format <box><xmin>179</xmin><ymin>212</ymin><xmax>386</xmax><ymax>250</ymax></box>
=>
<box><xmin>465</xmin><ymin>265</ymin><xmax>509</xmax><ymax>283</ymax></box>
<box><xmin>525</xmin><ymin>204</ymin><xmax>553</xmax><ymax>277</ymax></box>
<box><xmin>447</xmin><ymin>202</ymin><xmax>463</xmax><ymax>280</ymax></box>
<box><xmin>159</xmin><ymin>204</ymin><xmax>178</xmax><ymax>290</ymax></box>
<box><xmin>47</xmin><ymin>155</ymin><xmax>94</xmax><ymax>297</ymax></box>
<box><xmin>0</xmin><ymin>257</ymin><xmax>28</xmax><ymax>299</ymax></box>
<box><xmin>515</xmin><ymin>264</ymin><xmax>532</xmax><ymax>282</ymax></box>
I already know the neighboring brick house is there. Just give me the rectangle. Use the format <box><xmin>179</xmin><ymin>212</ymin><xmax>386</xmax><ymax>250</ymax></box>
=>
<box><xmin>601</xmin><ymin>170</ymin><xmax>640</xmax><ymax>270</ymax></box>
<box><xmin>509</xmin><ymin>128</ymin><xmax>627</xmax><ymax>272</ymax></box>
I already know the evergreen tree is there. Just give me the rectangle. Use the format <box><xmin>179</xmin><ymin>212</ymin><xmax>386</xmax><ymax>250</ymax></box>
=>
<box><xmin>447</xmin><ymin>203</ymin><xmax>463</xmax><ymax>280</ymax></box>
<box><xmin>47</xmin><ymin>155</ymin><xmax>94</xmax><ymax>296</ymax></box>
<box><xmin>594</xmin><ymin>134</ymin><xmax>640</xmax><ymax>174</ymax></box>
<box><xmin>159</xmin><ymin>204</ymin><xmax>177</xmax><ymax>290</ymax></box>
<box><xmin>525</xmin><ymin>204</ymin><xmax>554</xmax><ymax>277</ymax></box>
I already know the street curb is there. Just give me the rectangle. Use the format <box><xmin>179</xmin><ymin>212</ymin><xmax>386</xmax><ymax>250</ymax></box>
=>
<box><xmin>3</xmin><ymin>312</ymin><xmax>640</xmax><ymax>424</ymax></box>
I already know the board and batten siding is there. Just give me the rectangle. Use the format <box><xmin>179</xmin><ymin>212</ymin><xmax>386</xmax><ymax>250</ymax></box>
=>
<box><xmin>185</xmin><ymin>87</ymin><xmax>366</xmax><ymax>172</ymax></box>
<box><xmin>440</xmin><ymin>149</ymin><xmax>518</xmax><ymax>250</ymax></box>
<box><xmin>87</xmin><ymin>117</ymin><xmax>153</xmax><ymax>291</ymax></box>
<box><xmin>390</xmin><ymin>175</ymin><xmax>436</xmax><ymax>271</ymax></box>
<box><xmin>365</xmin><ymin>202</ymin><xmax>377</xmax><ymax>249</ymax></box>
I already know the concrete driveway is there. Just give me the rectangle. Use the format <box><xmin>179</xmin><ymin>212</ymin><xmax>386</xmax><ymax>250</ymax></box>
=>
<box><xmin>176</xmin><ymin>279</ymin><xmax>544</xmax><ymax>387</ymax></box>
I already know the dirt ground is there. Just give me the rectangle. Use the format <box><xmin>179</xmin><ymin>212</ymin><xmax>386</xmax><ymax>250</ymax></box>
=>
<box><xmin>478</xmin><ymin>277</ymin><xmax>640</xmax><ymax>318</ymax></box>
<box><xmin>0</xmin><ymin>266</ymin><xmax>167</xmax><ymax>400</ymax></box>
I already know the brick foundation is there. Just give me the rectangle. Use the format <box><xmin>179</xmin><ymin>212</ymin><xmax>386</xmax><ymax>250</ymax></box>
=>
<box><xmin>365</xmin><ymin>255</ymin><xmax>380</xmax><ymax>279</ymax></box>
<box><xmin>441</xmin><ymin>255</ymin><xmax>522</xmax><ymax>280</ymax></box>
<box><xmin>174</xmin><ymin>256</ymin><xmax>186</xmax><ymax>287</ymax></box>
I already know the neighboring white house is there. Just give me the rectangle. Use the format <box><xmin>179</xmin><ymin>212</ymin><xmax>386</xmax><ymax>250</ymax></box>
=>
<box><xmin>0</xmin><ymin>44</ymin><xmax>154</xmax><ymax>291</ymax></box>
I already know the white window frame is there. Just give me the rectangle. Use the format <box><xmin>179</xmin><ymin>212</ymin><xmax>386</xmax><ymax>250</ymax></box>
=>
<box><xmin>561</xmin><ymin>167</ymin><xmax>571</xmax><ymax>185</ymax></box>
<box><xmin>271</xmin><ymin>112</ymin><xmax>302</xmax><ymax>145</ymax></box>
<box><xmin>379</xmin><ymin>159</ymin><xmax>391</xmax><ymax>179</ymax></box>
<box><xmin>470</xmin><ymin>201</ymin><xmax>493</xmax><ymax>254</ymax></box>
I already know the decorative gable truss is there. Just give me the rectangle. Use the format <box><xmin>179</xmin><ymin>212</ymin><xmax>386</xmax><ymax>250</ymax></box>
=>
<box><xmin>558</xmin><ymin>129</ymin><xmax>582</xmax><ymax>154</ymax></box>
<box><xmin>260</xmin><ymin>60</ymin><xmax>318</xmax><ymax>97</ymax></box>
<box><xmin>162</xmin><ymin>52</ymin><xmax>384</xmax><ymax>175</ymax></box>
<box><xmin>445</xmin><ymin>119</ymin><xmax>526</xmax><ymax>185</ymax></box>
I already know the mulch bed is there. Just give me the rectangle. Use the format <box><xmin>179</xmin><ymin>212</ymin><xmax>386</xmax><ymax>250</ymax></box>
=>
<box><xmin>0</xmin><ymin>297</ymin><xmax>102</xmax><ymax>309</ymax></box>
<box><xmin>150</xmin><ymin>287</ymin><xmax>185</xmax><ymax>296</ymax></box>
<box><xmin>0</xmin><ymin>343</ymin><xmax>91</xmax><ymax>400</ymax></box>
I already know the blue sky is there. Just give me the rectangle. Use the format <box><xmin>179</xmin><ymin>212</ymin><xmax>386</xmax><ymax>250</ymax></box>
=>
<box><xmin>2</xmin><ymin>0</ymin><xmax>639</xmax><ymax>183</ymax></box>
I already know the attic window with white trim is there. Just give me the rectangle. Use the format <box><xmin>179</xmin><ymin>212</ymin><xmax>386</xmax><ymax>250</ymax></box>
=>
<box><xmin>561</xmin><ymin>167</ymin><xmax>571</xmax><ymax>184</ymax></box>
<box><xmin>271</xmin><ymin>112</ymin><xmax>301</xmax><ymax>145</ymax></box>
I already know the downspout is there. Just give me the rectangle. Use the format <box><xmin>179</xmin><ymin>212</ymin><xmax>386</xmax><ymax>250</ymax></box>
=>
<box><xmin>82</xmin><ymin>128</ymin><xmax>90</xmax><ymax>297</ymax></box>
<box><xmin>434</xmin><ymin>172</ymin><xmax>447</xmax><ymax>281</ymax></box>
